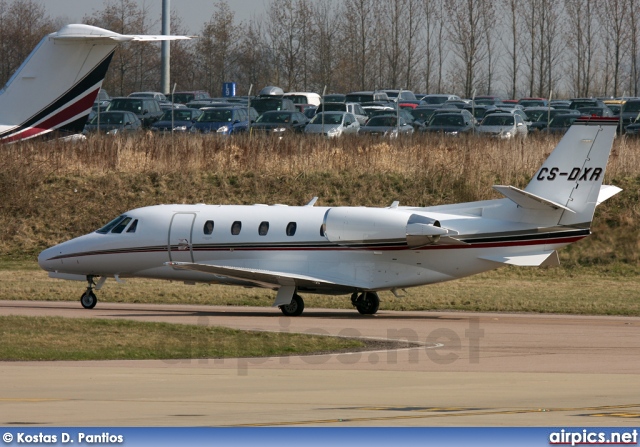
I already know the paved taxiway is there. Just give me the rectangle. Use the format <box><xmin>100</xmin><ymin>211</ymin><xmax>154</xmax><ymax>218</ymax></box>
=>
<box><xmin>1</xmin><ymin>300</ymin><xmax>639</xmax><ymax>426</ymax></box>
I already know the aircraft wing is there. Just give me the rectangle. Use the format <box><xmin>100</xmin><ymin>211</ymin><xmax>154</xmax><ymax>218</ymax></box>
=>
<box><xmin>165</xmin><ymin>262</ymin><xmax>347</xmax><ymax>306</ymax></box>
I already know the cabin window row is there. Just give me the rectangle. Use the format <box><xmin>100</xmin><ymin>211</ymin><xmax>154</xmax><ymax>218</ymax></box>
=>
<box><xmin>204</xmin><ymin>220</ymin><xmax>297</xmax><ymax>237</ymax></box>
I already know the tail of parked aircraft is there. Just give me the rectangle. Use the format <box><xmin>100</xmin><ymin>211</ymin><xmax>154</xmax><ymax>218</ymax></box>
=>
<box><xmin>493</xmin><ymin>117</ymin><xmax>621</xmax><ymax>228</ymax></box>
<box><xmin>0</xmin><ymin>24</ymin><xmax>190</xmax><ymax>143</ymax></box>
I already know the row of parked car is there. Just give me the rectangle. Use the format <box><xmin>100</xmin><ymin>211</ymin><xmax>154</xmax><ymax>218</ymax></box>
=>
<box><xmin>84</xmin><ymin>87</ymin><xmax>640</xmax><ymax>138</ymax></box>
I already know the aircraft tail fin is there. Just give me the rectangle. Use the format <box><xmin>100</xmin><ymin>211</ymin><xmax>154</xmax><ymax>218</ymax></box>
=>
<box><xmin>496</xmin><ymin>117</ymin><xmax>619</xmax><ymax>227</ymax></box>
<box><xmin>0</xmin><ymin>24</ymin><xmax>190</xmax><ymax>143</ymax></box>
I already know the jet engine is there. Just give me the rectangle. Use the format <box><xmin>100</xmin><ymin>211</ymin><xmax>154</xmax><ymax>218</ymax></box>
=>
<box><xmin>322</xmin><ymin>207</ymin><xmax>453</xmax><ymax>247</ymax></box>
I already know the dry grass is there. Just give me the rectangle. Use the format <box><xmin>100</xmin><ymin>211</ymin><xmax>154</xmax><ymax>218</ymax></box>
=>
<box><xmin>1</xmin><ymin>132</ymin><xmax>638</xmax><ymax>265</ymax></box>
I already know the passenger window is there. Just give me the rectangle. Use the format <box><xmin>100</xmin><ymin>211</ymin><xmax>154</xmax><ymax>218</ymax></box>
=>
<box><xmin>126</xmin><ymin>219</ymin><xmax>138</xmax><ymax>233</ymax></box>
<box><xmin>204</xmin><ymin>220</ymin><xmax>214</xmax><ymax>235</ymax></box>
<box><xmin>286</xmin><ymin>222</ymin><xmax>297</xmax><ymax>236</ymax></box>
<box><xmin>258</xmin><ymin>221</ymin><xmax>269</xmax><ymax>236</ymax></box>
<box><xmin>231</xmin><ymin>221</ymin><xmax>242</xmax><ymax>235</ymax></box>
<box><xmin>111</xmin><ymin>217</ymin><xmax>132</xmax><ymax>234</ymax></box>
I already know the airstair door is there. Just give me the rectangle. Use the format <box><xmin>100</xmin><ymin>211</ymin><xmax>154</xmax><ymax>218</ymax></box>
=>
<box><xmin>168</xmin><ymin>213</ymin><xmax>196</xmax><ymax>263</ymax></box>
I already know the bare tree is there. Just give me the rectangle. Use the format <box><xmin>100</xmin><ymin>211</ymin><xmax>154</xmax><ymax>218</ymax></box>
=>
<box><xmin>564</xmin><ymin>0</ymin><xmax>599</xmax><ymax>97</ymax></box>
<box><xmin>0</xmin><ymin>0</ymin><xmax>55</xmax><ymax>87</ymax></box>
<box><xmin>444</xmin><ymin>0</ymin><xmax>488</xmax><ymax>98</ymax></box>
<box><xmin>84</xmin><ymin>0</ymin><xmax>158</xmax><ymax>95</ymax></box>
<box><xmin>342</xmin><ymin>0</ymin><xmax>377</xmax><ymax>90</ymax></box>
<box><xmin>597</xmin><ymin>0</ymin><xmax>629</xmax><ymax>97</ymax></box>
<box><xmin>500</xmin><ymin>0</ymin><xmax>520</xmax><ymax>98</ymax></box>
<box><xmin>234</xmin><ymin>19</ymin><xmax>273</xmax><ymax>94</ymax></box>
<box><xmin>627</xmin><ymin>0</ymin><xmax>640</xmax><ymax>96</ymax></box>
<box><xmin>194</xmin><ymin>1</ymin><xmax>240</xmax><ymax>97</ymax></box>
<box><xmin>311</xmin><ymin>0</ymin><xmax>341</xmax><ymax>92</ymax></box>
<box><xmin>418</xmin><ymin>0</ymin><xmax>441</xmax><ymax>93</ymax></box>
<box><xmin>479</xmin><ymin>0</ymin><xmax>498</xmax><ymax>95</ymax></box>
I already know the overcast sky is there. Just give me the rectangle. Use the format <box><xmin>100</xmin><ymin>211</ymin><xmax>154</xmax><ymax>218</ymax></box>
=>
<box><xmin>35</xmin><ymin>0</ymin><xmax>266</xmax><ymax>34</ymax></box>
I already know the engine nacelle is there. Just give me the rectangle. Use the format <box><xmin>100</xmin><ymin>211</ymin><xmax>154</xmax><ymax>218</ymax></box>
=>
<box><xmin>322</xmin><ymin>207</ymin><xmax>452</xmax><ymax>247</ymax></box>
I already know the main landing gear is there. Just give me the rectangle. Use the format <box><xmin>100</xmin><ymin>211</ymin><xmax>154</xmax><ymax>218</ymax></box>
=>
<box><xmin>351</xmin><ymin>291</ymin><xmax>380</xmax><ymax>315</ymax></box>
<box><xmin>279</xmin><ymin>293</ymin><xmax>304</xmax><ymax>316</ymax></box>
<box><xmin>80</xmin><ymin>275</ymin><xmax>98</xmax><ymax>309</ymax></box>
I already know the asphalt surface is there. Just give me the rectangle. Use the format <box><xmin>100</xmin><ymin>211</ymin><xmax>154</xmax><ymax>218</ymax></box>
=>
<box><xmin>1</xmin><ymin>300</ymin><xmax>639</xmax><ymax>426</ymax></box>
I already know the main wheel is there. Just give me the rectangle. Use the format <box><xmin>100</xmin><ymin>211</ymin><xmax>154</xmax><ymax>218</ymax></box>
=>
<box><xmin>80</xmin><ymin>290</ymin><xmax>97</xmax><ymax>309</ymax></box>
<box><xmin>355</xmin><ymin>292</ymin><xmax>379</xmax><ymax>315</ymax></box>
<box><xmin>279</xmin><ymin>294</ymin><xmax>304</xmax><ymax>316</ymax></box>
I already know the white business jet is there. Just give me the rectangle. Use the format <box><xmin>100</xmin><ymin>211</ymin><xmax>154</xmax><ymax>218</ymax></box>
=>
<box><xmin>39</xmin><ymin>117</ymin><xmax>621</xmax><ymax>315</ymax></box>
<box><xmin>0</xmin><ymin>24</ymin><xmax>189</xmax><ymax>143</ymax></box>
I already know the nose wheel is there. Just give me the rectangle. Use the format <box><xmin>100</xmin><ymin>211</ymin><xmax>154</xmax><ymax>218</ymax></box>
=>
<box><xmin>81</xmin><ymin>289</ymin><xmax>97</xmax><ymax>309</ymax></box>
<box><xmin>80</xmin><ymin>275</ymin><xmax>98</xmax><ymax>309</ymax></box>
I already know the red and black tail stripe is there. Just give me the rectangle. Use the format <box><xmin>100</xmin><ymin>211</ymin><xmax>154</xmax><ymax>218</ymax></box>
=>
<box><xmin>0</xmin><ymin>51</ymin><xmax>115</xmax><ymax>142</ymax></box>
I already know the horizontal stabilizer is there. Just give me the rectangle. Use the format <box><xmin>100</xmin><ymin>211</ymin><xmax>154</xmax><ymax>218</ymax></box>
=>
<box><xmin>53</xmin><ymin>24</ymin><xmax>192</xmax><ymax>44</ymax></box>
<box><xmin>165</xmin><ymin>261</ymin><xmax>339</xmax><ymax>290</ymax></box>
<box><xmin>479</xmin><ymin>250</ymin><xmax>560</xmax><ymax>267</ymax></box>
<box><xmin>597</xmin><ymin>185</ymin><xmax>623</xmax><ymax>205</ymax></box>
<box><xmin>493</xmin><ymin>185</ymin><xmax>574</xmax><ymax>213</ymax></box>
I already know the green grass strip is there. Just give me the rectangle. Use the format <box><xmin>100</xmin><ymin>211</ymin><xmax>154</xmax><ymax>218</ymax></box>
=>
<box><xmin>0</xmin><ymin>315</ymin><xmax>363</xmax><ymax>361</ymax></box>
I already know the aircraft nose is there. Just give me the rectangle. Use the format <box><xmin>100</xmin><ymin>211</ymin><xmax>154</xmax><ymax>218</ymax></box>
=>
<box><xmin>38</xmin><ymin>246</ymin><xmax>60</xmax><ymax>272</ymax></box>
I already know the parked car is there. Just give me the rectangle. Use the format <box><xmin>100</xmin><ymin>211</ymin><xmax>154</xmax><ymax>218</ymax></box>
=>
<box><xmin>345</xmin><ymin>91</ymin><xmax>390</xmax><ymax>104</ymax></box>
<box><xmin>322</xmin><ymin>93</ymin><xmax>346</xmax><ymax>103</ymax></box>
<box><xmin>170</xmin><ymin>91</ymin><xmax>211</xmax><ymax>104</ymax></box>
<box><xmin>283</xmin><ymin>92</ymin><xmax>321</xmax><ymax>106</ymax></box>
<box><xmin>381</xmin><ymin>89</ymin><xmax>417</xmax><ymax>102</ymax></box>
<box><xmin>358</xmin><ymin>114</ymin><xmax>414</xmax><ymax>138</ymax></box>
<box><xmin>462</xmin><ymin>104</ymin><xmax>497</xmax><ymax>120</ymax></box>
<box><xmin>474</xmin><ymin>95</ymin><xmax>503</xmax><ymax>106</ymax></box>
<box><xmin>190</xmin><ymin>107</ymin><xmax>251</xmax><ymax>134</ymax></box>
<box><xmin>83</xmin><ymin>111</ymin><xmax>142</xmax><ymax>135</ymax></box>
<box><xmin>603</xmin><ymin>99</ymin><xmax>625</xmax><ymax>116</ymax></box>
<box><xmin>251</xmin><ymin>110</ymin><xmax>309</xmax><ymax>135</ymax></box>
<box><xmin>107</xmin><ymin>97</ymin><xmax>164</xmax><ymax>127</ymax></box>
<box><xmin>129</xmin><ymin>91</ymin><xmax>170</xmax><ymax>107</ymax></box>
<box><xmin>484</xmin><ymin>107</ymin><xmax>529</xmax><ymax>127</ymax></box>
<box><xmin>304</xmin><ymin>112</ymin><xmax>360</xmax><ymax>137</ymax></box>
<box><xmin>569</xmin><ymin>98</ymin><xmax>607</xmax><ymax>110</ymax></box>
<box><xmin>577</xmin><ymin>106</ymin><xmax>614</xmax><ymax>117</ymax></box>
<box><xmin>316</xmin><ymin>102</ymin><xmax>368</xmax><ymax>125</ymax></box>
<box><xmin>430</xmin><ymin>108</ymin><xmax>477</xmax><ymax>126</ymax></box>
<box><xmin>409</xmin><ymin>106</ymin><xmax>441</xmax><ymax>126</ymax></box>
<box><xmin>151</xmin><ymin>108</ymin><xmax>203</xmax><ymax>133</ymax></box>
<box><xmin>420</xmin><ymin>94</ymin><xmax>461</xmax><ymax>105</ymax></box>
<box><xmin>619</xmin><ymin>99</ymin><xmax>640</xmax><ymax>126</ymax></box>
<box><xmin>518</xmin><ymin>97</ymin><xmax>548</xmax><ymax>107</ymax></box>
<box><xmin>258</xmin><ymin>86</ymin><xmax>284</xmax><ymax>97</ymax></box>
<box><xmin>550</xmin><ymin>100</ymin><xmax>571</xmax><ymax>109</ymax></box>
<box><xmin>528</xmin><ymin>110</ymin><xmax>580</xmax><ymax>132</ymax></box>
<box><xmin>476</xmin><ymin>113</ymin><xmax>528</xmax><ymax>139</ymax></box>
<box><xmin>250</xmin><ymin>96</ymin><xmax>296</xmax><ymax>114</ymax></box>
<box><xmin>541</xmin><ymin>114</ymin><xmax>580</xmax><ymax>134</ymax></box>
<box><xmin>423</xmin><ymin>112</ymin><xmax>475</xmax><ymax>135</ymax></box>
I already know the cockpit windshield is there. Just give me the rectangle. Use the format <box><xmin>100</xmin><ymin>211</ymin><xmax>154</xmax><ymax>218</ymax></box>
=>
<box><xmin>96</xmin><ymin>215</ymin><xmax>137</xmax><ymax>234</ymax></box>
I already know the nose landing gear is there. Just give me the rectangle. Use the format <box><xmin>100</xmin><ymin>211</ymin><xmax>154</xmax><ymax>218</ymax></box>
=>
<box><xmin>80</xmin><ymin>275</ymin><xmax>101</xmax><ymax>309</ymax></box>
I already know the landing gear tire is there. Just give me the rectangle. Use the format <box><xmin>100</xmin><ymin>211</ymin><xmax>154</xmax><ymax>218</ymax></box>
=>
<box><xmin>354</xmin><ymin>291</ymin><xmax>379</xmax><ymax>315</ymax></box>
<box><xmin>81</xmin><ymin>290</ymin><xmax>97</xmax><ymax>309</ymax></box>
<box><xmin>279</xmin><ymin>294</ymin><xmax>304</xmax><ymax>316</ymax></box>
